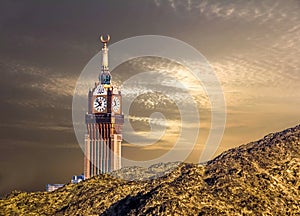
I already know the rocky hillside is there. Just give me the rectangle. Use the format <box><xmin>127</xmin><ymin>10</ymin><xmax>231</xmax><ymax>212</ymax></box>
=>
<box><xmin>0</xmin><ymin>125</ymin><xmax>299</xmax><ymax>215</ymax></box>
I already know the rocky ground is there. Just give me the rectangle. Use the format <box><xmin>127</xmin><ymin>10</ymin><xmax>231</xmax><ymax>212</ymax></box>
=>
<box><xmin>0</xmin><ymin>125</ymin><xmax>299</xmax><ymax>215</ymax></box>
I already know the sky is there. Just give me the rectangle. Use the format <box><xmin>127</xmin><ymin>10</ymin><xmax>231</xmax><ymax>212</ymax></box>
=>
<box><xmin>0</xmin><ymin>0</ymin><xmax>300</xmax><ymax>196</ymax></box>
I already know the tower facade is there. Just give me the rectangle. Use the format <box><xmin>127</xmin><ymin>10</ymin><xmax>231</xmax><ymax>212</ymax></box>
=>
<box><xmin>84</xmin><ymin>35</ymin><xmax>124</xmax><ymax>179</ymax></box>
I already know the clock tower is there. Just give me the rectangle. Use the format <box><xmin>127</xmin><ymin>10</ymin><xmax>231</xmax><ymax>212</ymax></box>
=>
<box><xmin>84</xmin><ymin>35</ymin><xmax>124</xmax><ymax>179</ymax></box>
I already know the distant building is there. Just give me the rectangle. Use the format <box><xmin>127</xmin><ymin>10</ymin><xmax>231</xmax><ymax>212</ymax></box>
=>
<box><xmin>46</xmin><ymin>174</ymin><xmax>84</xmax><ymax>192</ymax></box>
<box><xmin>46</xmin><ymin>184</ymin><xmax>64</xmax><ymax>192</ymax></box>
<box><xmin>71</xmin><ymin>174</ymin><xmax>85</xmax><ymax>184</ymax></box>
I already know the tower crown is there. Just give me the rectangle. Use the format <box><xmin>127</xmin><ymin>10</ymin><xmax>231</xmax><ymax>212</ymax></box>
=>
<box><xmin>99</xmin><ymin>34</ymin><xmax>111</xmax><ymax>85</ymax></box>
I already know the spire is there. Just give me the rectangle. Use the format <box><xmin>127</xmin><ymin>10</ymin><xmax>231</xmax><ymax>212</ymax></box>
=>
<box><xmin>99</xmin><ymin>35</ymin><xmax>111</xmax><ymax>85</ymax></box>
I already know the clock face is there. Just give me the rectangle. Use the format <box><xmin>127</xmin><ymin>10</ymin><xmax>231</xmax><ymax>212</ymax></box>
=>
<box><xmin>112</xmin><ymin>96</ymin><xmax>121</xmax><ymax>113</ymax></box>
<box><xmin>93</xmin><ymin>96</ymin><xmax>107</xmax><ymax>112</ymax></box>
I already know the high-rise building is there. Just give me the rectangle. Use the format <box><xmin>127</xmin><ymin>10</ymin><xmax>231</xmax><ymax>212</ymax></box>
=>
<box><xmin>84</xmin><ymin>35</ymin><xmax>124</xmax><ymax>179</ymax></box>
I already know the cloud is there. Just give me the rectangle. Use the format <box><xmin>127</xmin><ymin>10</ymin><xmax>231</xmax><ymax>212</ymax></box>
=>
<box><xmin>154</xmin><ymin>0</ymin><xmax>300</xmax><ymax>24</ymax></box>
<box><xmin>1</xmin><ymin>58</ymin><xmax>76</xmax><ymax>97</ymax></box>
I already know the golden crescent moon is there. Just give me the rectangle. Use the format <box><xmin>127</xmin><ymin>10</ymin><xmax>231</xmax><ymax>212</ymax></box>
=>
<box><xmin>100</xmin><ymin>35</ymin><xmax>110</xmax><ymax>43</ymax></box>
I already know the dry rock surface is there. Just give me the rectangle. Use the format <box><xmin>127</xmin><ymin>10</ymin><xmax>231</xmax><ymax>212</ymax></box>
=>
<box><xmin>1</xmin><ymin>125</ymin><xmax>299</xmax><ymax>215</ymax></box>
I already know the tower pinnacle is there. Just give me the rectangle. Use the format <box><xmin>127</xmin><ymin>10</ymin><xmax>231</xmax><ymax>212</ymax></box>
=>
<box><xmin>99</xmin><ymin>34</ymin><xmax>111</xmax><ymax>85</ymax></box>
<box><xmin>100</xmin><ymin>35</ymin><xmax>110</xmax><ymax>70</ymax></box>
